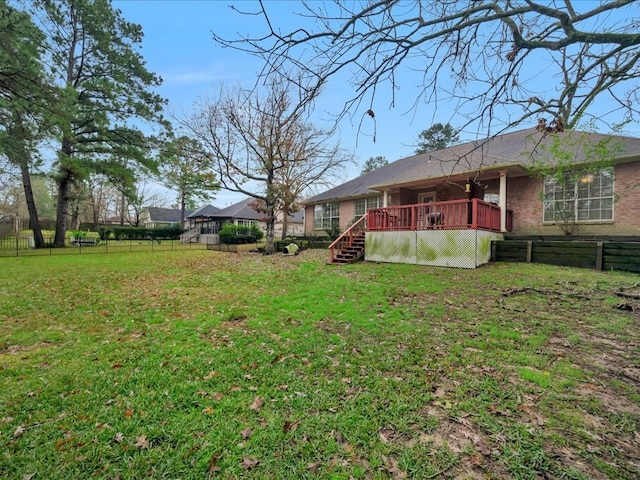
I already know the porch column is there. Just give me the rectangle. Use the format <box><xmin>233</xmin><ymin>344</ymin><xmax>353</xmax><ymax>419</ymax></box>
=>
<box><xmin>383</xmin><ymin>190</ymin><xmax>389</xmax><ymax>207</ymax></box>
<box><xmin>499</xmin><ymin>170</ymin><xmax>507</xmax><ymax>232</ymax></box>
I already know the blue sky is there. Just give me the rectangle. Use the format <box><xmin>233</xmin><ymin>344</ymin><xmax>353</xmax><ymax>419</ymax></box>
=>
<box><xmin>114</xmin><ymin>0</ymin><xmax>455</xmax><ymax>205</ymax></box>
<box><xmin>113</xmin><ymin>0</ymin><xmax>640</xmax><ymax>207</ymax></box>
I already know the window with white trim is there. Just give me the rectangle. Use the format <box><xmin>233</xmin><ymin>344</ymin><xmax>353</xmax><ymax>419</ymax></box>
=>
<box><xmin>543</xmin><ymin>168</ymin><xmax>614</xmax><ymax>223</ymax></box>
<box><xmin>354</xmin><ymin>196</ymin><xmax>382</xmax><ymax>217</ymax></box>
<box><xmin>238</xmin><ymin>219</ymin><xmax>257</xmax><ymax>227</ymax></box>
<box><xmin>313</xmin><ymin>202</ymin><xmax>340</xmax><ymax>230</ymax></box>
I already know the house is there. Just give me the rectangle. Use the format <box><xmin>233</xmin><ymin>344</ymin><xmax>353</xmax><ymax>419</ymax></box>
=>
<box><xmin>181</xmin><ymin>198</ymin><xmax>304</xmax><ymax>244</ymax></box>
<box><xmin>140</xmin><ymin>207</ymin><xmax>193</xmax><ymax>229</ymax></box>
<box><xmin>303</xmin><ymin>128</ymin><xmax>640</xmax><ymax>267</ymax></box>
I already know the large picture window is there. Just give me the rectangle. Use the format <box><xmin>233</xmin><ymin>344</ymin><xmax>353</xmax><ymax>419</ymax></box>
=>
<box><xmin>354</xmin><ymin>196</ymin><xmax>382</xmax><ymax>217</ymax></box>
<box><xmin>543</xmin><ymin>168</ymin><xmax>614</xmax><ymax>223</ymax></box>
<box><xmin>313</xmin><ymin>202</ymin><xmax>340</xmax><ymax>230</ymax></box>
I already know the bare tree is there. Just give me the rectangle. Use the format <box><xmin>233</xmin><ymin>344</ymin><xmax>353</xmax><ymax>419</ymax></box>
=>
<box><xmin>215</xmin><ymin>1</ymin><xmax>640</xmax><ymax>163</ymax></box>
<box><xmin>183</xmin><ymin>82</ymin><xmax>351</xmax><ymax>253</ymax></box>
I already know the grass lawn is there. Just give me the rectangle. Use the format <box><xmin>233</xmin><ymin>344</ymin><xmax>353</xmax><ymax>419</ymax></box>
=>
<box><xmin>1</xmin><ymin>250</ymin><xmax>639</xmax><ymax>479</ymax></box>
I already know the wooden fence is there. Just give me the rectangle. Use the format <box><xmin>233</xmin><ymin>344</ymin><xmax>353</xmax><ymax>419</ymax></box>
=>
<box><xmin>492</xmin><ymin>239</ymin><xmax>640</xmax><ymax>273</ymax></box>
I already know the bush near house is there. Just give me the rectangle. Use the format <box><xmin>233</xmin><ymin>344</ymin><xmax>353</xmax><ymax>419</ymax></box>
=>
<box><xmin>219</xmin><ymin>224</ymin><xmax>264</xmax><ymax>244</ymax></box>
<box><xmin>111</xmin><ymin>225</ymin><xmax>184</xmax><ymax>241</ymax></box>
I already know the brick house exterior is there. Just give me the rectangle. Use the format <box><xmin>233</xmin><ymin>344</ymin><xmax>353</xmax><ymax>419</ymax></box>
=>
<box><xmin>304</xmin><ymin>128</ymin><xmax>640</xmax><ymax>237</ymax></box>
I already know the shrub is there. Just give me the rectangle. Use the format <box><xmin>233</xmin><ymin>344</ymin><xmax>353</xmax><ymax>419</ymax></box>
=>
<box><xmin>219</xmin><ymin>224</ymin><xmax>264</xmax><ymax>244</ymax></box>
<box><xmin>111</xmin><ymin>225</ymin><xmax>184</xmax><ymax>241</ymax></box>
<box><xmin>98</xmin><ymin>227</ymin><xmax>112</xmax><ymax>241</ymax></box>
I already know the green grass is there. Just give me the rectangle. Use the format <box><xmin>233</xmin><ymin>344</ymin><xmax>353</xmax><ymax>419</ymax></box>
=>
<box><xmin>1</xmin><ymin>251</ymin><xmax>639</xmax><ymax>479</ymax></box>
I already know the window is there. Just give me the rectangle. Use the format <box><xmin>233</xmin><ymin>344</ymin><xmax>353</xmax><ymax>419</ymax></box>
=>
<box><xmin>313</xmin><ymin>202</ymin><xmax>340</xmax><ymax>230</ymax></box>
<box><xmin>543</xmin><ymin>168</ymin><xmax>614</xmax><ymax>223</ymax></box>
<box><xmin>354</xmin><ymin>196</ymin><xmax>382</xmax><ymax>217</ymax></box>
<box><xmin>238</xmin><ymin>219</ymin><xmax>257</xmax><ymax>227</ymax></box>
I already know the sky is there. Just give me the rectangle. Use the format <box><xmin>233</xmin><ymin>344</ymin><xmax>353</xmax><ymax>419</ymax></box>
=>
<box><xmin>112</xmin><ymin>0</ymin><xmax>461</xmax><ymax>206</ymax></box>
<box><xmin>112</xmin><ymin>0</ymin><xmax>640</xmax><ymax>208</ymax></box>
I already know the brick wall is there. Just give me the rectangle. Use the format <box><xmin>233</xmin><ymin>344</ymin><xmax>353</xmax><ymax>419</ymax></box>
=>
<box><xmin>508</xmin><ymin>163</ymin><xmax>640</xmax><ymax>235</ymax></box>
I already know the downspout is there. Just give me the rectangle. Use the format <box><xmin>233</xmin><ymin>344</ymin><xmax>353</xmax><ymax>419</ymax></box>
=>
<box><xmin>500</xmin><ymin>171</ymin><xmax>507</xmax><ymax>232</ymax></box>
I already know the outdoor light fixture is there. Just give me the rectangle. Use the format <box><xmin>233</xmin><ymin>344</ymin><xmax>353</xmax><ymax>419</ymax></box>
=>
<box><xmin>465</xmin><ymin>182</ymin><xmax>471</xmax><ymax>193</ymax></box>
<box><xmin>580</xmin><ymin>173</ymin><xmax>595</xmax><ymax>184</ymax></box>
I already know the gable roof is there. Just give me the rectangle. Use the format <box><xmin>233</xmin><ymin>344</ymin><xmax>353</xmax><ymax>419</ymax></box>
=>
<box><xmin>212</xmin><ymin>198</ymin><xmax>304</xmax><ymax>222</ymax></box>
<box><xmin>305</xmin><ymin>128</ymin><xmax>640</xmax><ymax>204</ymax></box>
<box><xmin>215</xmin><ymin>198</ymin><xmax>264</xmax><ymax>220</ymax></box>
<box><xmin>145</xmin><ymin>207</ymin><xmax>193</xmax><ymax>223</ymax></box>
<box><xmin>187</xmin><ymin>204</ymin><xmax>221</xmax><ymax>219</ymax></box>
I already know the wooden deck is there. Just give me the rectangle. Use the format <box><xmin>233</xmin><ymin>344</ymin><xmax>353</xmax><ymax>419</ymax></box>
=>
<box><xmin>367</xmin><ymin>199</ymin><xmax>512</xmax><ymax>233</ymax></box>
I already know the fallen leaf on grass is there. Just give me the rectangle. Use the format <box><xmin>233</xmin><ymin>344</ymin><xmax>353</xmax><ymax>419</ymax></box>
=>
<box><xmin>114</xmin><ymin>432</ymin><xmax>124</xmax><ymax>443</ymax></box>
<box><xmin>135</xmin><ymin>435</ymin><xmax>150</xmax><ymax>449</ymax></box>
<box><xmin>283</xmin><ymin>419</ymin><xmax>300</xmax><ymax>433</ymax></box>
<box><xmin>22</xmin><ymin>474</ymin><xmax>35</xmax><ymax>480</ymax></box>
<box><xmin>380</xmin><ymin>455</ymin><xmax>407</xmax><ymax>479</ymax></box>
<box><xmin>241</xmin><ymin>427</ymin><xmax>253</xmax><ymax>439</ymax></box>
<box><xmin>203</xmin><ymin>406</ymin><xmax>215</xmax><ymax>415</ymax></box>
<box><xmin>124</xmin><ymin>409</ymin><xmax>134</xmax><ymax>419</ymax></box>
<box><xmin>207</xmin><ymin>453</ymin><xmax>221</xmax><ymax>478</ymax></box>
<box><xmin>241</xmin><ymin>457</ymin><xmax>259</xmax><ymax>470</ymax></box>
<box><xmin>14</xmin><ymin>426</ymin><xmax>25</xmax><ymax>438</ymax></box>
<box><xmin>307</xmin><ymin>462</ymin><xmax>321</xmax><ymax>472</ymax></box>
<box><xmin>249</xmin><ymin>397</ymin><xmax>264</xmax><ymax>412</ymax></box>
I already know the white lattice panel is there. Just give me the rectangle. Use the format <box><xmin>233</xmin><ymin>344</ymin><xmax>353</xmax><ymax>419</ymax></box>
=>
<box><xmin>365</xmin><ymin>230</ymin><xmax>503</xmax><ymax>269</ymax></box>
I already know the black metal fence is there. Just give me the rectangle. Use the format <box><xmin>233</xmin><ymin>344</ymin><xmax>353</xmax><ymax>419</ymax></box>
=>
<box><xmin>0</xmin><ymin>236</ymin><xmax>207</xmax><ymax>257</ymax></box>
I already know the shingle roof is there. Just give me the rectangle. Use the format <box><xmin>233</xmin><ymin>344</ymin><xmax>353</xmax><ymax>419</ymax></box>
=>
<box><xmin>187</xmin><ymin>204</ymin><xmax>221</xmax><ymax>218</ymax></box>
<box><xmin>211</xmin><ymin>198</ymin><xmax>304</xmax><ymax>222</ymax></box>
<box><xmin>215</xmin><ymin>198</ymin><xmax>264</xmax><ymax>220</ymax></box>
<box><xmin>145</xmin><ymin>207</ymin><xmax>193</xmax><ymax>223</ymax></box>
<box><xmin>304</xmin><ymin>128</ymin><xmax>640</xmax><ymax>204</ymax></box>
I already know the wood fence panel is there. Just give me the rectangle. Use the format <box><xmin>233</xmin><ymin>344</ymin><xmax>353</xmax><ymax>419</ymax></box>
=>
<box><xmin>493</xmin><ymin>239</ymin><xmax>640</xmax><ymax>273</ymax></box>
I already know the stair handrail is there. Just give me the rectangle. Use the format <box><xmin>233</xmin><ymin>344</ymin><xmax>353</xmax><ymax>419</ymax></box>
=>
<box><xmin>329</xmin><ymin>214</ymin><xmax>367</xmax><ymax>263</ymax></box>
<box><xmin>180</xmin><ymin>226</ymin><xmax>200</xmax><ymax>243</ymax></box>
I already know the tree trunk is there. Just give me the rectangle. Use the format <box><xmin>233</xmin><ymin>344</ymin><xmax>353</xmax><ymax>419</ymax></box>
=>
<box><xmin>180</xmin><ymin>192</ymin><xmax>186</xmax><ymax>226</ymax></box>
<box><xmin>54</xmin><ymin>167</ymin><xmax>73</xmax><ymax>247</ymax></box>
<box><xmin>70</xmin><ymin>200</ymin><xmax>80</xmax><ymax>231</ymax></box>
<box><xmin>17</xmin><ymin>149</ymin><xmax>45</xmax><ymax>248</ymax></box>
<box><xmin>280</xmin><ymin>201</ymin><xmax>290</xmax><ymax>241</ymax></box>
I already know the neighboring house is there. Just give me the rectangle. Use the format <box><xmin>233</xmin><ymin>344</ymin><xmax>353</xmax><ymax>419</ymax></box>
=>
<box><xmin>140</xmin><ymin>207</ymin><xmax>193</xmax><ymax>229</ymax></box>
<box><xmin>304</xmin><ymin>128</ymin><xmax>640</xmax><ymax>267</ymax></box>
<box><xmin>182</xmin><ymin>198</ymin><xmax>304</xmax><ymax>243</ymax></box>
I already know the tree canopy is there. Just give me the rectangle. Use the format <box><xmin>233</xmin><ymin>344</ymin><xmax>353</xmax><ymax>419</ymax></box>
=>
<box><xmin>415</xmin><ymin>123</ymin><xmax>460</xmax><ymax>154</ymax></box>
<box><xmin>33</xmin><ymin>0</ymin><xmax>168</xmax><ymax>246</ymax></box>
<box><xmin>215</xmin><ymin>1</ymin><xmax>640</xmax><ymax>138</ymax></box>
<box><xmin>360</xmin><ymin>155</ymin><xmax>388</xmax><ymax>175</ymax></box>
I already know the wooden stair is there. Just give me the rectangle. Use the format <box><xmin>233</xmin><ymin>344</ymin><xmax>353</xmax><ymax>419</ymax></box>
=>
<box><xmin>331</xmin><ymin>232</ymin><xmax>365</xmax><ymax>264</ymax></box>
<box><xmin>328</xmin><ymin>215</ymin><xmax>367</xmax><ymax>264</ymax></box>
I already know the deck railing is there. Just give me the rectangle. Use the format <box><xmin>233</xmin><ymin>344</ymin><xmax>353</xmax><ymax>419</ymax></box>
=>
<box><xmin>367</xmin><ymin>199</ymin><xmax>512</xmax><ymax>233</ymax></box>
<box><xmin>329</xmin><ymin>214</ymin><xmax>367</xmax><ymax>261</ymax></box>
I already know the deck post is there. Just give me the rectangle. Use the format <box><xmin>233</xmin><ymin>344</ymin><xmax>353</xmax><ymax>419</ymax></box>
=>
<box><xmin>471</xmin><ymin>199</ymin><xmax>478</xmax><ymax>229</ymax></box>
<box><xmin>500</xmin><ymin>171</ymin><xmax>507</xmax><ymax>232</ymax></box>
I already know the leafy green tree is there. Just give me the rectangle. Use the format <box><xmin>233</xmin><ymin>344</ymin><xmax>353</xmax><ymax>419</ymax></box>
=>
<box><xmin>360</xmin><ymin>155</ymin><xmax>388</xmax><ymax>175</ymax></box>
<box><xmin>415</xmin><ymin>123</ymin><xmax>460</xmax><ymax>154</ymax></box>
<box><xmin>0</xmin><ymin>0</ymin><xmax>49</xmax><ymax>246</ymax></box>
<box><xmin>157</xmin><ymin>136</ymin><xmax>219</xmax><ymax>223</ymax></box>
<box><xmin>32</xmin><ymin>0</ymin><xmax>168</xmax><ymax>247</ymax></box>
